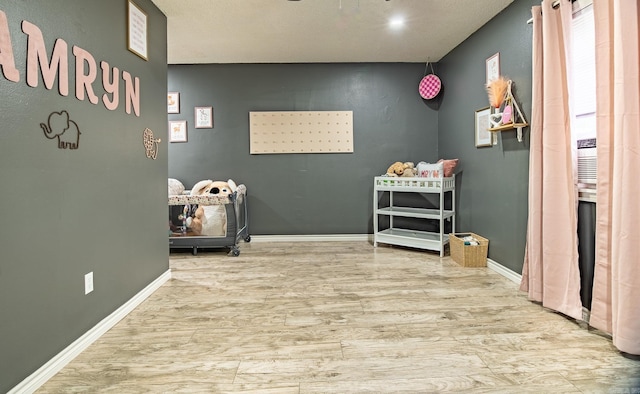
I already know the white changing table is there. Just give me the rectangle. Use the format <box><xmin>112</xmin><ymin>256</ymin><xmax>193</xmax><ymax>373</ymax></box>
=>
<box><xmin>373</xmin><ymin>176</ymin><xmax>456</xmax><ymax>257</ymax></box>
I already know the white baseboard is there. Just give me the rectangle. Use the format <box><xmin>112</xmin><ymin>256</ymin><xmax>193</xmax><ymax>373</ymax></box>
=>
<box><xmin>487</xmin><ymin>258</ymin><xmax>522</xmax><ymax>284</ymax></box>
<box><xmin>250</xmin><ymin>234</ymin><xmax>371</xmax><ymax>242</ymax></box>
<box><xmin>250</xmin><ymin>237</ymin><xmax>524</xmax><ymax>285</ymax></box>
<box><xmin>9</xmin><ymin>269</ymin><xmax>172</xmax><ymax>394</ymax></box>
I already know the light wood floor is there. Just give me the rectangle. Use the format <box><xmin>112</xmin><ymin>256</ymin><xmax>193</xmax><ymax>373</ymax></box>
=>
<box><xmin>39</xmin><ymin>242</ymin><xmax>640</xmax><ymax>393</ymax></box>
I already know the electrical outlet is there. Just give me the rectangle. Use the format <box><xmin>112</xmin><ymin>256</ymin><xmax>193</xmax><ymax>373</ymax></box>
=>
<box><xmin>84</xmin><ymin>272</ymin><xmax>94</xmax><ymax>295</ymax></box>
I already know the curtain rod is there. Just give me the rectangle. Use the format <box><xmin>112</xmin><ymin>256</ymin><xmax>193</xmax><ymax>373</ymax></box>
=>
<box><xmin>526</xmin><ymin>0</ymin><xmax>561</xmax><ymax>24</ymax></box>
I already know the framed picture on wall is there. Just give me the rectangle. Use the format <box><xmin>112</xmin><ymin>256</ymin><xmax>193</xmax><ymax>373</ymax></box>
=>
<box><xmin>167</xmin><ymin>92</ymin><xmax>179</xmax><ymax>113</ymax></box>
<box><xmin>486</xmin><ymin>52</ymin><xmax>500</xmax><ymax>84</ymax></box>
<box><xmin>475</xmin><ymin>107</ymin><xmax>492</xmax><ymax>147</ymax></box>
<box><xmin>194</xmin><ymin>106</ymin><xmax>213</xmax><ymax>128</ymax></box>
<box><xmin>169</xmin><ymin>120</ymin><xmax>187</xmax><ymax>143</ymax></box>
<box><xmin>127</xmin><ymin>0</ymin><xmax>148</xmax><ymax>60</ymax></box>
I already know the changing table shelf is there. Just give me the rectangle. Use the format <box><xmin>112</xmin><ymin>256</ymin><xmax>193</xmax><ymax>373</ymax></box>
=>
<box><xmin>376</xmin><ymin>206</ymin><xmax>455</xmax><ymax>220</ymax></box>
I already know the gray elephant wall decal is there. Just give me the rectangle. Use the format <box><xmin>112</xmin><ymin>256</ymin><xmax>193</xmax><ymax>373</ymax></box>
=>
<box><xmin>40</xmin><ymin>110</ymin><xmax>81</xmax><ymax>149</ymax></box>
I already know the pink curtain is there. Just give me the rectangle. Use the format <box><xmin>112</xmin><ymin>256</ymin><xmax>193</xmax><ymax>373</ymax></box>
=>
<box><xmin>590</xmin><ymin>0</ymin><xmax>640</xmax><ymax>356</ymax></box>
<box><xmin>520</xmin><ymin>1</ymin><xmax>582</xmax><ymax>321</ymax></box>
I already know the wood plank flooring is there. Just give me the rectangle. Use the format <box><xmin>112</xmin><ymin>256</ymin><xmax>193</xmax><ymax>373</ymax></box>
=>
<box><xmin>38</xmin><ymin>242</ymin><xmax>640</xmax><ymax>393</ymax></box>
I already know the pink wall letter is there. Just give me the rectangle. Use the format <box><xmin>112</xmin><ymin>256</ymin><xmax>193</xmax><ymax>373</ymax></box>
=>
<box><xmin>101</xmin><ymin>61</ymin><xmax>119</xmax><ymax>111</ymax></box>
<box><xmin>73</xmin><ymin>45</ymin><xmax>98</xmax><ymax>104</ymax></box>
<box><xmin>22</xmin><ymin>20</ymin><xmax>68</xmax><ymax>95</ymax></box>
<box><xmin>0</xmin><ymin>10</ymin><xmax>19</xmax><ymax>82</ymax></box>
<box><xmin>122</xmin><ymin>71</ymin><xmax>140</xmax><ymax>117</ymax></box>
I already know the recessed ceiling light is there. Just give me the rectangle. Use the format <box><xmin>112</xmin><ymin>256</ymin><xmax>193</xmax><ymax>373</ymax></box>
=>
<box><xmin>389</xmin><ymin>16</ymin><xmax>405</xmax><ymax>29</ymax></box>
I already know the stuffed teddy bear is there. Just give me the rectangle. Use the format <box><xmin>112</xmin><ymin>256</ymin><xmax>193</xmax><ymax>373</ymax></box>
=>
<box><xmin>386</xmin><ymin>161</ymin><xmax>405</xmax><ymax>177</ymax></box>
<box><xmin>183</xmin><ymin>179</ymin><xmax>210</xmax><ymax>235</ymax></box>
<box><xmin>401</xmin><ymin>162</ymin><xmax>417</xmax><ymax>177</ymax></box>
<box><xmin>386</xmin><ymin>161</ymin><xmax>417</xmax><ymax>177</ymax></box>
<box><xmin>186</xmin><ymin>179</ymin><xmax>237</xmax><ymax>236</ymax></box>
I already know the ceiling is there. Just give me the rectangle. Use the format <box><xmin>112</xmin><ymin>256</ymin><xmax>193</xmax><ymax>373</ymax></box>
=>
<box><xmin>151</xmin><ymin>0</ymin><xmax>514</xmax><ymax>64</ymax></box>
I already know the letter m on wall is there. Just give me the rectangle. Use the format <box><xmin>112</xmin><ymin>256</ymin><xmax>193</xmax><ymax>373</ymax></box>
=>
<box><xmin>22</xmin><ymin>20</ymin><xmax>69</xmax><ymax>96</ymax></box>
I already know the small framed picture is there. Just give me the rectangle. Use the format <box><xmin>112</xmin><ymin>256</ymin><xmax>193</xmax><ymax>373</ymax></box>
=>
<box><xmin>127</xmin><ymin>0</ymin><xmax>148</xmax><ymax>60</ymax></box>
<box><xmin>194</xmin><ymin>106</ymin><xmax>213</xmax><ymax>128</ymax></box>
<box><xmin>167</xmin><ymin>92</ymin><xmax>180</xmax><ymax>114</ymax></box>
<box><xmin>475</xmin><ymin>107</ymin><xmax>492</xmax><ymax>147</ymax></box>
<box><xmin>486</xmin><ymin>52</ymin><xmax>500</xmax><ymax>84</ymax></box>
<box><xmin>169</xmin><ymin>120</ymin><xmax>187</xmax><ymax>143</ymax></box>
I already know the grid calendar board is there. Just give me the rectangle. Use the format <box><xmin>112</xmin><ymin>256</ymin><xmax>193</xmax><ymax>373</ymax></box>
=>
<box><xmin>249</xmin><ymin>111</ymin><xmax>353</xmax><ymax>154</ymax></box>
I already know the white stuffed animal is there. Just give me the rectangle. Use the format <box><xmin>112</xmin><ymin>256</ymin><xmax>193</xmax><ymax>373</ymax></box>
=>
<box><xmin>186</xmin><ymin>179</ymin><xmax>237</xmax><ymax>236</ymax></box>
<box><xmin>168</xmin><ymin>178</ymin><xmax>185</xmax><ymax>196</ymax></box>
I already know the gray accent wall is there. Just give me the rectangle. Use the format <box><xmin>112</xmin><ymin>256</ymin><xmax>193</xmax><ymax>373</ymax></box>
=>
<box><xmin>168</xmin><ymin>63</ymin><xmax>440</xmax><ymax>235</ymax></box>
<box><xmin>0</xmin><ymin>1</ymin><xmax>168</xmax><ymax>391</ymax></box>
<box><xmin>438</xmin><ymin>0</ymin><xmax>537</xmax><ymax>273</ymax></box>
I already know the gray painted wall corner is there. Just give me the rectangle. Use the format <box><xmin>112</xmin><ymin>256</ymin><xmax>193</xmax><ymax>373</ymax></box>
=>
<box><xmin>438</xmin><ymin>0</ymin><xmax>538</xmax><ymax>274</ymax></box>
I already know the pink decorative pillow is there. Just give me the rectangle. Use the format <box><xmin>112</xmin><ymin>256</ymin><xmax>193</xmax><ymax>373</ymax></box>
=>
<box><xmin>437</xmin><ymin>159</ymin><xmax>459</xmax><ymax>177</ymax></box>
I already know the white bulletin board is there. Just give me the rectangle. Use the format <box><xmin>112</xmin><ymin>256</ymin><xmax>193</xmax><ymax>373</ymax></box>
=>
<box><xmin>249</xmin><ymin>111</ymin><xmax>353</xmax><ymax>154</ymax></box>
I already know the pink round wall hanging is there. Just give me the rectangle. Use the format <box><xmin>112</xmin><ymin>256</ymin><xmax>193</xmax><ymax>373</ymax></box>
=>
<box><xmin>419</xmin><ymin>74</ymin><xmax>441</xmax><ymax>100</ymax></box>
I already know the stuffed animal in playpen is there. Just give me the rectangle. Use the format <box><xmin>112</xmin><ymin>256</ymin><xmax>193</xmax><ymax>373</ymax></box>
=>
<box><xmin>186</xmin><ymin>179</ymin><xmax>237</xmax><ymax>236</ymax></box>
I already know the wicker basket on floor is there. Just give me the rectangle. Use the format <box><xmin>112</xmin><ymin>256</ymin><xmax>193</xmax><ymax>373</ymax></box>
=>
<box><xmin>449</xmin><ymin>233</ymin><xmax>489</xmax><ymax>267</ymax></box>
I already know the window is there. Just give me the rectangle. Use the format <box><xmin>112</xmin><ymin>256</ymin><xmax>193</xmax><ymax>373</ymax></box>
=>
<box><xmin>571</xmin><ymin>0</ymin><xmax>596</xmax><ymax>142</ymax></box>
<box><xmin>570</xmin><ymin>0</ymin><xmax>596</xmax><ymax>201</ymax></box>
